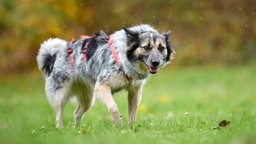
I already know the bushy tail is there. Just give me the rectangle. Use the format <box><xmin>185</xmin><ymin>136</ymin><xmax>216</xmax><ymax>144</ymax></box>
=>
<box><xmin>36</xmin><ymin>38</ymin><xmax>67</xmax><ymax>78</ymax></box>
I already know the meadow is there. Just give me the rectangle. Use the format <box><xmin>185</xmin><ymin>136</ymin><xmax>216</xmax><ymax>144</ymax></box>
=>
<box><xmin>0</xmin><ymin>65</ymin><xmax>256</xmax><ymax>144</ymax></box>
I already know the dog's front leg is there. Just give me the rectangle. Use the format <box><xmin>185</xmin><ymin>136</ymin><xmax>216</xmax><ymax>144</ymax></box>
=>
<box><xmin>128</xmin><ymin>84</ymin><xmax>143</xmax><ymax>128</ymax></box>
<box><xmin>95</xmin><ymin>83</ymin><xmax>122</xmax><ymax>125</ymax></box>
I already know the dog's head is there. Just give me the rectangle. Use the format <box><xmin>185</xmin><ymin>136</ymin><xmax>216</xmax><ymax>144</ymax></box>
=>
<box><xmin>123</xmin><ymin>27</ymin><xmax>175</xmax><ymax>74</ymax></box>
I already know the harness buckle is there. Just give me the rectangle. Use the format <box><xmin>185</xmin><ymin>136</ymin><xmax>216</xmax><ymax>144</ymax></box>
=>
<box><xmin>82</xmin><ymin>49</ymin><xmax>87</xmax><ymax>54</ymax></box>
<box><xmin>67</xmin><ymin>48</ymin><xmax>73</xmax><ymax>54</ymax></box>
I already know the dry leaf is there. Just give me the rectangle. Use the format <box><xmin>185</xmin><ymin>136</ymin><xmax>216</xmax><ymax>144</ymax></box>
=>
<box><xmin>218</xmin><ymin>120</ymin><xmax>230</xmax><ymax>127</ymax></box>
<box><xmin>213</xmin><ymin>120</ymin><xmax>231</xmax><ymax>130</ymax></box>
<box><xmin>78</xmin><ymin>129</ymin><xmax>87</xmax><ymax>134</ymax></box>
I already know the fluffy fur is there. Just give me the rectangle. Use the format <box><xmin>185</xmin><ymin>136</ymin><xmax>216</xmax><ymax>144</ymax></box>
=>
<box><xmin>36</xmin><ymin>24</ymin><xmax>175</xmax><ymax>128</ymax></box>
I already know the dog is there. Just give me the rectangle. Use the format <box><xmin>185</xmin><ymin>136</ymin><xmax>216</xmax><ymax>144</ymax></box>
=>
<box><xmin>37</xmin><ymin>24</ymin><xmax>175</xmax><ymax>128</ymax></box>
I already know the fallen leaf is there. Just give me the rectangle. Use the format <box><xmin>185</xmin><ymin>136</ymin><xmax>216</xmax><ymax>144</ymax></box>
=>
<box><xmin>213</xmin><ymin>120</ymin><xmax>231</xmax><ymax>130</ymax></box>
<box><xmin>78</xmin><ymin>129</ymin><xmax>87</xmax><ymax>134</ymax></box>
<box><xmin>218</xmin><ymin>120</ymin><xmax>230</xmax><ymax>127</ymax></box>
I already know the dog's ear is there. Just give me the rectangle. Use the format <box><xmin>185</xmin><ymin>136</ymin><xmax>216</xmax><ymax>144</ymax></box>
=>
<box><xmin>162</xmin><ymin>31</ymin><xmax>171</xmax><ymax>41</ymax></box>
<box><xmin>123</xmin><ymin>27</ymin><xmax>138</xmax><ymax>40</ymax></box>
<box><xmin>162</xmin><ymin>31</ymin><xmax>175</xmax><ymax>61</ymax></box>
<box><xmin>123</xmin><ymin>27</ymin><xmax>139</xmax><ymax>61</ymax></box>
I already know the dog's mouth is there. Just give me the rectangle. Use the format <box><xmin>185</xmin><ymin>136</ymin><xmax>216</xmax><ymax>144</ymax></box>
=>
<box><xmin>139</xmin><ymin>56</ymin><xmax>159</xmax><ymax>74</ymax></box>
<box><xmin>147</xmin><ymin>66</ymin><xmax>159</xmax><ymax>74</ymax></box>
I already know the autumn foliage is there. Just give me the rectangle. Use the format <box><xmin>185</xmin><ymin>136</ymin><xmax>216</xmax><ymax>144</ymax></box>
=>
<box><xmin>0</xmin><ymin>0</ymin><xmax>255</xmax><ymax>74</ymax></box>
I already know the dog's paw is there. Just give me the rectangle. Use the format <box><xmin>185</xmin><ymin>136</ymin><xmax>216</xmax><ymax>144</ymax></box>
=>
<box><xmin>55</xmin><ymin>119</ymin><xmax>64</xmax><ymax>129</ymax></box>
<box><xmin>56</xmin><ymin>122</ymin><xmax>64</xmax><ymax>129</ymax></box>
<box><xmin>111</xmin><ymin>111</ymin><xmax>122</xmax><ymax>125</ymax></box>
<box><xmin>128</xmin><ymin>122</ymin><xmax>136</xmax><ymax>129</ymax></box>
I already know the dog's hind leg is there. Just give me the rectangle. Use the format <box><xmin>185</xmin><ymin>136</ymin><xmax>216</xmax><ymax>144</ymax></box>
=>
<box><xmin>128</xmin><ymin>84</ymin><xmax>144</xmax><ymax>128</ymax></box>
<box><xmin>45</xmin><ymin>77</ymin><xmax>70</xmax><ymax>128</ymax></box>
<box><xmin>54</xmin><ymin>88</ymin><xmax>69</xmax><ymax>128</ymax></box>
<box><xmin>73</xmin><ymin>100</ymin><xmax>91</xmax><ymax>127</ymax></box>
<box><xmin>95</xmin><ymin>83</ymin><xmax>122</xmax><ymax>125</ymax></box>
<box><xmin>72</xmin><ymin>80</ymin><xmax>94</xmax><ymax>127</ymax></box>
<box><xmin>73</xmin><ymin>92</ymin><xmax>94</xmax><ymax>127</ymax></box>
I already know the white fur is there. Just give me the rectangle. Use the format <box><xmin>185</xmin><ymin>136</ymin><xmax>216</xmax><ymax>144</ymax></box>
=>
<box><xmin>36</xmin><ymin>38</ymin><xmax>67</xmax><ymax>78</ymax></box>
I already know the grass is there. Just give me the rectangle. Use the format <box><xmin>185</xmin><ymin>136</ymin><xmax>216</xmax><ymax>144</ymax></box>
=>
<box><xmin>0</xmin><ymin>65</ymin><xmax>256</xmax><ymax>144</ymax></box>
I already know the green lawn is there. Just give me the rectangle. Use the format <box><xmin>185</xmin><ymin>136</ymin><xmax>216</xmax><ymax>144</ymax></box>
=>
<box><xmin>0</xmin><ymin>66</ymin><xmax>256</xmax><ymax>144</ymax></box>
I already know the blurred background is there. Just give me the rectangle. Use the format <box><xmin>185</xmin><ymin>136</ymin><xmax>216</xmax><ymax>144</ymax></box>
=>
<box><xmin>0</xmin><ymin>0</ymin><xmax>255</xmax><ymax>75</ymax></box>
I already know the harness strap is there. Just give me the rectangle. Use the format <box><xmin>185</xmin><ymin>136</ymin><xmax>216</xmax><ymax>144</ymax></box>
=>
<box><xmin>81</xmin><ymin>35</ymin><xmax>91</xmax><ymax>63</ymax></box>
<box><xmin>82</xmin><ymin>49</ymin><xmax>87</xmax><ymax>62</ymax></box>
<box><xmin>68</xmin><ymin>35</ymin><xmax>92</xmax><ymax>68</ymax></box>
<box><xmin>68</xmin><ymin>34</ymin><xmax>131</xmax><ymax>81</ymax></box>
<box><xmin>68</xmin><ymin>38</ymin><xmax>76</xmax><ymax>68</ymax></box>
<box><xmin>108</xmin><ymin>35</ymin><xmax>132</xmax><ymax>81</ymax></box>
<box><xmin>80</xmin><ymin>34</ymin><xmax>91</xmax><ymax>39</ymax></box>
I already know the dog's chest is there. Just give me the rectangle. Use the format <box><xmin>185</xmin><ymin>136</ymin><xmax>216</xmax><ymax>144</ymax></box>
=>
<box><xmin>105</xmin><ymin>73</ymin><xmax>129</xmax><ymax>90</ymax></box>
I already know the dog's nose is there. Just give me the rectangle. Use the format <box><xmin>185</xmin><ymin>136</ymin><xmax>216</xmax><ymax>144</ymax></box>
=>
<box><xmin>151</xmin><ymin>60</ymin><xmax>160</xmax><ymax>67</ymax></box>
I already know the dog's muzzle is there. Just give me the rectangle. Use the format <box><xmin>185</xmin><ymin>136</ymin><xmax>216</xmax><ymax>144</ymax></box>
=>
<box><xmin>148</xmin><ymin>60</ymin><xmax>160</xmax><ymax>74</ymax></box>
<box><xmin>139</xmin><ymin>55</ymin><xmax>160</xmax><ymax>74</ymax></box>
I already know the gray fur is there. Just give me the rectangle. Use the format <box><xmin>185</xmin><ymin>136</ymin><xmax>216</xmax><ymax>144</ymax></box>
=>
<box><xmin>36</xmin><ymin>24</ymin><xmax>175</xmax><ymax>128</ymax></box>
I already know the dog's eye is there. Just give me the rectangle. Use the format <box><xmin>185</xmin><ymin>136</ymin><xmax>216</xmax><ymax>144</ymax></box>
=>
<box><xmin>142</xmin><ymin>44</ymin><xmax>151</xmax><ymax>50</ymax></box>
<box><xmin>158</xmin><ymin>44</ymin><xmax>165</xmax><ymax>51</ymax></box>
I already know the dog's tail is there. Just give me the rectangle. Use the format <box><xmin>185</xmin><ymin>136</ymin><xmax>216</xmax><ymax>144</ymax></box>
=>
<box><xmin>36</xmin><ymin>38</ymin><xmax>67</xmax><ymax>78</ymax></box>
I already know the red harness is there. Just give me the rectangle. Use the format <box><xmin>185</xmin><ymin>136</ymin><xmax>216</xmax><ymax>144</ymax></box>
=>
<box><xmin>67</xmin><ymin>38</ymin><xmax>76</xmax><ymax>68</ymax></box>
<box><xmin>68</xmin><ymin>34</ymin><xmax>131</xmax><ymax>81</ymax></box>
<box><xmin>108</xmin><ymin>35</ymin><xmax>132</xmax><ymax>81</ymax></box>
<box><xmin>68</xmin><ymin>35</ymin><xmax>91</xmax><ymax>68</ymax></box>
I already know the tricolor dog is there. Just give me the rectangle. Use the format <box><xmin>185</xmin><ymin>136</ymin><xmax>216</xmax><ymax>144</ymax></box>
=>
<box><xmin>37</xmin><ymin>24</ymin><xmax>175</xmax><ymax>128</ymax></box>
